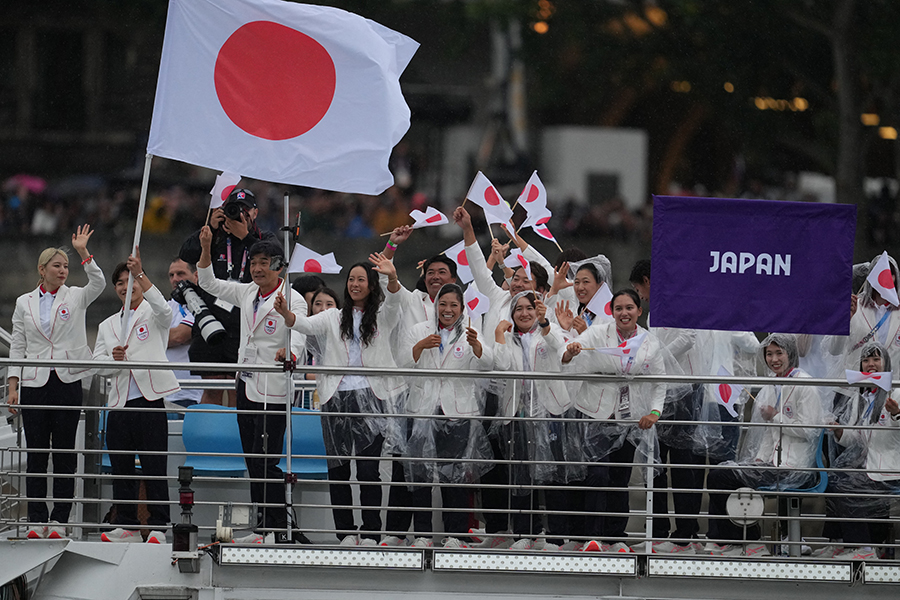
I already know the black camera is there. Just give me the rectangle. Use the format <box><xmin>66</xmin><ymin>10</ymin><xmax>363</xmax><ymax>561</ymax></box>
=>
<box><xmin>171</xmin><ymin>280</ymin><xmax>227</xmax><ymax>346</ymax></box>
<box><xmin>223</xmin><ymin>201</ymin><xmax>246</xmax><ymax>221</ymax></box>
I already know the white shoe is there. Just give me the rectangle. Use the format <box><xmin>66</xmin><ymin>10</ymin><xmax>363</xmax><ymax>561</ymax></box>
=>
<box><xmin>146</xmin><ymin>530</ymin><xmax>167</xmax><ymax>544</ymax></box>
<box><xmin>26</xmin><ymin>526</ymin><xmax>48</xmax><ymax>540</ymax></box>
<box><xmin>412</xmin><ymin>537</ymin><xmax>433</xmax><ymax>548</ymax></box>
<box><xmin>835</xmin><ymin>547</ymin><xmax>877</xmax><ymax>560</ymax></box>
<box><xmin>582</xmin><ymin>540</ymin><xmax>609</xmax><ymax>552</ymax></box>
<box><xmin>703</xmin><ymin>542</ymin><xmax>727</xmax><ymax>555</ymax></box>
<box><xmin>380</xmin><ymin>535</ymin><xmax>407</xmax><ymax>547</ymax></box>
<box><xmin>629</xmin><ymin>541</ymin><xmax>650</xmax><ymax>553</ymax></box>
<box><xmin>233</xmin><ymin>533</ymin><xmax>264</xmax><ymax>544</ymax></box>
<box><xmin>101</xmin><ymin>528</ymin><xmax>143</xmax><ymax>543</ymax></box>
<box><xmin>532</xmin><ymin>539</ymin><xmax>559</xmax><ymax>551</ymax></box>
<box><xmin>468</xmin><ymin>528</ymin><xmax>486</xmax><ymax>543</ymax></box>
<box><xmin>509</xmin><ymin>538</ymin><xmax>534</xmax><ymax>550</ymax></box>
<box><xmin>560</xmin><ymin>541</ymin><xmax>583</xmax><ymax>551</ymax></box>
<box><xmin>811</xmin><ymin>545</ymin><xmax>841</xmax><ymax>558</ymax></box>
<box><xmin>652</xmin><ymin>541</ymin><xmax>695</xmax><ymax>555</ymax></box>
<box><xmin>359</xmin><ymin>538</ymin><xmax>378</xmax><ymax>547</ymax></box>
<box><xmin>339</xmin><ymin>535</ymin><xmax>360</xmax><ymax>546</ymax></box>
<box><xmin>744</xmin><ymin>543</ymin><xmax>771</xmax><ymax>557</ymax></box>
<box><xmin>442</xmin><ymin>537</ymin><xmax>468</xmax><ymax>549</ymax></box>
<box><xmin>718</xmin><ymin>544</ymin><xmax>744</xmax><ymax>557</ymax></box>
<box><xmin>607</xmin><ymin>542</ymin><xmax>633</xmax><ymax>553</ymax></box>
<box><xmin>472</xmin><ymin>534</ymin><xmax>512</xmax><ymax>549</ymax></box>
<box><xmin>47</xmin><ymin>521</ymin><xmax>67</xmax><ymax>540</ymax></box>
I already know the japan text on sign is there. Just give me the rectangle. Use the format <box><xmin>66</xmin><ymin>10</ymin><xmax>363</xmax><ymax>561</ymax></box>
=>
<box><xmin>650</xmin><ymin>195</ymin><xmax>856</xmax><ymax>335</ymax></box>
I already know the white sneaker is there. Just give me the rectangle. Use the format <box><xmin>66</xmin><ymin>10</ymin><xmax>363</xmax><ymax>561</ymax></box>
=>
<box><xmin>744</xmin><ymin>543</ymin><xmax>771</xmax><ymax>557</ymax></box>
<box><xmin>560</xmin><ymin>541</ymin><xmax>583</xmax><ymax>551</ymax></box>
<box><xmin>811</xmin><ymin>545</ymin><xmax>842</xmax><ymax>558</ymax></box>
<box><xmin>607</xmin><ymin>542</ymin><xmax>632</xmax><ymax>553</ymax></box>
<box><xmin>652</xmin><ymin>541</ymin><xmax>695</xmax><ymax>555</ymax></box>
<box><xmin>718</xmin><ymin>544</ymin><xmax>744</xmax><ymax>557</ymax></box>
<box><xmin>101</xmin><ymin>528</ymin><xmax>143</xmax><ymax>543</ymax></box>
<box><xmin>412</xmin><ymin>537</ymin><xmax>433</xmax><ymax>548</ymax></box>
<box><xmin>339</xmin><ymin>535</ymin><xmax>360</xmax><ymax>546</ymax></box>
<box><xmin>835</xmin><ymin>547</ymin><xmax>877</xmax><ymax>560</ymax></box>
<box><xmin>582</xmin><ymin>540</ymin><xmax>609</xmax><ymax>552</ymax></box>
<box><xmin>380</xmin><ymin>535</ymin><xmax>407</xmax><ymax>547</ymax></box>
<box><xmin>703</xmin><ymin>542</ymin><xmax>727</xmax><ymax>555</ymax></box>
<box><xmin>47</xmin><ymin>521</ymin><xmax>67</xmax><ymax>540</ymax></box>
<box><xmin>359</xmin><ymin>538</ymin><xmax>378</xmax><ymax>547</ymax></box>
<box><xmin>472</xmin><ymin>534</ymin><xmax>512</xmax><ymax>549</ymax></box>
<box><xmin>233</xmin><ymin>533</ymin><xmax>264</xmax><ymax>544</ymax></box>
<box><xmin>509</xmin><ymin>538</ymin><xmax>534</xmax><ymax>550</ymax></box>
<box><xmin>146</xmin><ymin>530</ymin><xmax>167</xmax><ymax>544</ymax></box>
<box><xmin>532</xmin><ymin>539</ymin><xmax>559</xmax><ymax>551</ymax></box>
<box><xmin>468</xmin><ymin>528</ymin><xmax>486</xmax><ymax>543</ymax></box>
<box><xmin>26</xmin><ymin>526</ymin><xmax>48</xmax><ymax>540</ymax></box>
<box><xmin>629</xmin><ymin>541</ymin><xmax>651</xmax><ymax>553</ymax></box>
<box><xmin>442</xmin><ymin>537</ymin><xmax>469</xmax><ymax>549</ymax></box>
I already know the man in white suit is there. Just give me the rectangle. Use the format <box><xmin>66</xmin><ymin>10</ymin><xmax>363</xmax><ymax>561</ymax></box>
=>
<box><xmin>94</xmin><ymin>250</ymin><xmax>180</xmax><ymax>544</ymax></box>
<box><xmin>197</xmin><ymin>227</ymin><xmax>307</xmax><ymax>543</ymax></box>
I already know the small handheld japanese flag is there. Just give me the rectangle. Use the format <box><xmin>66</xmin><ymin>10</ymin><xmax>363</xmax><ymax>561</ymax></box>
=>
<box><xmin>443</xmin><ymin>240</ymin><xmax>473</xmax><ymax>284</ymax></box>
<box><xmin>288</xmin><ymin>243</ymin><xmax>342</xmax><ymax>274</ymax></box>
<box><xmin>464</xmin><ymin>284</ymin><xmax>490</xmax><ymax>320</ymax></box>
<box><xmin>504</xmin><ymin>249</ymin><xmax>532</xmax><ymax>280</ymax></box>
<box><xmin>585</xmin><ymin>283</ymin><xmax>613</xmax><ymax>321</ymax></box>
<box><xmin>866</xmin><ymin>251</ymin><xmax>899</xmax><ymax>306</ymax></box>
<box><xmin>592</xmin><ymin>331</ymin><xmax>647</xmax><ymax>357</ymax></box>
<box><xmin>846</xmin><ymin>369</ymin><xmax>893</xmax><ymax>393</ymax></box>
<box><xmin>466</xmin><ymin>171</ymin><xmax>513</xmax><ymax>225</ymax></box>
<box><xmin>530</xmin><ymin>216</ymin><xmax>558</xmax><ymax>243</ymax></box>
<box><xmin>714</xmin><ymin>366</ymin><xmax>742</xmax><ymax>418</ymax></box>
<box><xmin>515</xmin><ymin>171</ymin><xmax>547</xmax><ymax>212</ymax></box>
<box><xmin>209</xmin><ymin>172</ymin><xmax>242</xmax><ymax>209</ymax></box>
<box><xmin>410</xmin><ymin>206</ymin><xmax>448</xmax><ymax>229</ymax></box>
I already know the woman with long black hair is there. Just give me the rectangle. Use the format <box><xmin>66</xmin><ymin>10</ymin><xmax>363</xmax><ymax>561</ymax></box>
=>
<box><xmin>275</xmin><ymin>253</ymin><xmax>406</xmax><ymax>546</ymax></box>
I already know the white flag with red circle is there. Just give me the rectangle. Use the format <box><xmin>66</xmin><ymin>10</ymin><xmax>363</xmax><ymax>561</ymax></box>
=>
<box><xmin>591</xmin><ymin>331</ymin><xmax>647</xmax><ymax>357</ymax></box>
<box><xmin>209</xmin><ymin>171</ymin><xmax>242</xmax><ymax>209</ymax></box>
<box><xmin>713</xmin><ymin>366</ymin><xmax>742</xmax><ymax>418</ymax></box>
<box><xmin>147</xmin><ymin>0</ymin><xmax>419</xmax><ymax>195</ymax></box>
<box><xmin>466</xmin><ymin>172</ymin><xmax>513</xmax><ymax>225</ymax></box>
<box><xmin>503</xmin><ymin>249</ymin><xmax>532</xmax><ymax>281</ymax></box>
<box><xmin>585</xmin><ymin>282</ymin><xmax>613</xmax><ymax>322</ymax></box>
<box><xmin>846</xmin><ymin>369</ymin><xmax>893</xmax><ymax>393</ymax></box>
<box><xmin>410</xmin><ymin>206</ymin><xmax>448</xmax><ymax>229</ymax></box>
<box><xmin>443</xmin><ymin>240</ymin><xmax>473</xmax><ymax>284</ymax></box>
<box><xmin>464</xmin><ymin>284</ymin><xmax>490</xmax><ymax>320</ymax></box>
<box><xmin>516</xmin><ymin>171</ymin><xmax>547</xmax><ymax>212</ymax></box>
<box><xmin>287</xmin><ymin>243</ymin><xmax>342</xmax><ymax>274</ymax></box>
<box><xmin>866</xmin><ymin>251</ymin><xmax>899</xmax><ymax>307</ymax></box>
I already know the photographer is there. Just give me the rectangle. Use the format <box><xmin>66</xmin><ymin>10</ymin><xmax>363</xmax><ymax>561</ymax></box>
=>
<box><xmin>179</xmin><ymin>188</ymin><xmax>279</xmax><ymax>406</ymax></box>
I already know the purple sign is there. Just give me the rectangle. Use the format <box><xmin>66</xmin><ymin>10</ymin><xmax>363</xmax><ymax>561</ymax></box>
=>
<box><xmin>650</xmin><ymin>195</ymin><xmax>856</xmax><ymax>335</ymax></box>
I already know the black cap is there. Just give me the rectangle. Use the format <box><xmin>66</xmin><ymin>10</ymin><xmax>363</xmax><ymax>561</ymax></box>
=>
<box><xmin>226</xmin><ymin>188</ymin><xmax>257</xmax><ymax>209</ymax></box>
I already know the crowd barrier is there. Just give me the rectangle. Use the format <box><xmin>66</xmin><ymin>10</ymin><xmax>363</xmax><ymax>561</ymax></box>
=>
<box><xmin>0</xmin><ymin>356</ymin><xmax>897</xmax><ymax>561</ymax></box>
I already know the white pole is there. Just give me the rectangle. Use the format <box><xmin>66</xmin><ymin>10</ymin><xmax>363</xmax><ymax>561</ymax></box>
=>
<box><xmin>120</xmin><ymin>153</ymin><xmax>153</xmax><ymax>340</ymax></box>
<box><xmin>282</xmin><ymin>191</ymin><xmax>294</xmax><ymax>541</ymax></box>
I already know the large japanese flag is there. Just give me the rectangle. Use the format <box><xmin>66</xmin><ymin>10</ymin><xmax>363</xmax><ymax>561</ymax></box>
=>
<box><xmin>866</xmin><ymin>251</ymin><xmax>899</xmax><ymax>307</ymax></box>
<box><xmin>287</xmin><ymin>243</ymin><xmax>342</xmax><ymax>274</ymax></box>
<box><xmin>148</xmin><ymin>0</ymin><xmax>419</xmax><ymax>195</ymax></box>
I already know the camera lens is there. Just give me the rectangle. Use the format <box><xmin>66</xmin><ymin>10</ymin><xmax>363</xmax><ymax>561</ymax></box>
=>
<box><xmin>223</xmin><ymin>202</ymin><xmax>243</xmax><ymax>220</ymax></box>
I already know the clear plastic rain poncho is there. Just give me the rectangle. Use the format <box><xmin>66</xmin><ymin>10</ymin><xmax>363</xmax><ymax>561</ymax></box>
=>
<box><xmin>566</xmin><ymin>319</ymin><xmax>680</xmax><ymax>475</ymax></box>
<box><xmin>493</xmin><ymin>291</ymin><xmax>585</xmax><ymax>492</ymax></box>
<box><xmin>827</xmin><ymin>341</ymin><xmax>900</xmax><ymax>518</ymax></box>
<box><xmin>566</xmin><ymin>255</ymin><xmax>613</xmax><ymax>290</ymax></box>
<box><xmin>722</xmin><ymin>333</ymin><xmax>824</xmax><ymax>490</ymax></box>
<box><xmin>401</xmin><ymin>284</ymin><xmax>493</xmax><ymax>485</ymax></box>
<box><xmin>827</xmin><ymin>254</ymin><xmax>900</xmax><ymax>399</ymax></box>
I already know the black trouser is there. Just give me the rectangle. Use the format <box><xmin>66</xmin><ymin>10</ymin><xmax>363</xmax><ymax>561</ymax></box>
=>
<box><xmin>652</xmin><ymin>440</ymin><xmax>703</xmax><ymax>540</ymax></box>
<box><xmin>385</xmin><ymin>457</ymin><xmax>415</xmax><ymax>535</ymax></box>
<box><xmin>107</xmin><ymin>397</ymin><xmax>169</xmax><ymax>527</ymax></box>
<box><xmin>411</xmin><ymin>486</ymin><xmax>469</xmax><ymax>534</ymax></box>
<box><xmin>21</xmin><ymin>372</ymin><xmax>82</xmax><ymax>524</ymax></box>
<box><xmin>236</xmin><ymin>380</ymin><xmax>287</xmax><ymax>532</ymax></box>
<box><xmin>827</xmin><ymin>471</ymin><xmax>896</xmax><ymax>546</ymax></box>
<box><xmin>480</xmin><ymin>392</ymin><xmax>510</xmax><ymax>534</ymax></box>
<box><xmin>327</xmin><ymin>435</ymin><xmax>384</xmax><ymax>541</ymax></box>
<box><xmin>584</xmin><ymin>442</ymin><xmax>636</xmax><ymax>540</ymax></box>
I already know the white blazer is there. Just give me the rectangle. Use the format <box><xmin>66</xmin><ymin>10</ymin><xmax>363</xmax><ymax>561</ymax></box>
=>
<box><xmin>93</xmin><ymin>286</ymin><xmax>180</xmax><ymax>407</ymax></box>
<box><xmin>493</xmin><ymin>325</ymin><xmax>571</xmax><ymax>417</ymax></box>
<box><xmin>197</xmin><ymin>266</ymin><xmax>306</xmax><ymax>404</ymax></box>
<box><xmin>10</xmin><ymin>259</ymin><xmax>106</xmax><ymax>387</ymax></box>
<box><xmin>567</xmin><ymin>322</ymin><xmax>665</xmax><ymax>420</ymax></box>
<box><xmin>751</xmin><ymin>370</ymin><xmax>821</xmax><ymax>469</ymax></box>
<box><xmin>401</xmin><ymin>320</ymin><xmax>493</xmax><ymax>416</ymax></box>
<box><xmin>837</xmin><ymin>389</ymin><xmax>900</xmax><ymax>482</ymax></box>
<box><xmin>289</xmin><ymin>288</ymin><xmax>407</xmax><ymax>404</ymax></box>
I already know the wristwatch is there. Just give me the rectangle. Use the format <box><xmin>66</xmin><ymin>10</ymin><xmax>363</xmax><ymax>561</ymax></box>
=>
<box><xmin>538</xmin><ymin>319</ymin><xmax>550</xmax><ymax>328</ymax></box>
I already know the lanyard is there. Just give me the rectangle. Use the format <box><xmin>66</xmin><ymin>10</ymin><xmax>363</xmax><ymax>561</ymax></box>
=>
<box><xmin>226</xmin><ymin>238</ymin><xmax>248</xmax><ymax>280</ymax></box>
<box><xmin>851</xmin><ymin>310</ymin><xmax>892</xmax><ymax>352</ymax></box>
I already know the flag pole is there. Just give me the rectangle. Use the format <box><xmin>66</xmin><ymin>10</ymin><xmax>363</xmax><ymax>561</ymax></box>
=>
<box><xmin>282</xmin><ymin>190</ymin><xmax>294</xmax><ymax>543</ymax></box>
<box><xmin>488</xmin><ymin>223</ymin><xmax>495</xmax><ymax>240</ymax></box>
<box><xmin>120</xmin><ymin>153</ymin><xmax>153</xmax><ymax>341</ymax></box>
